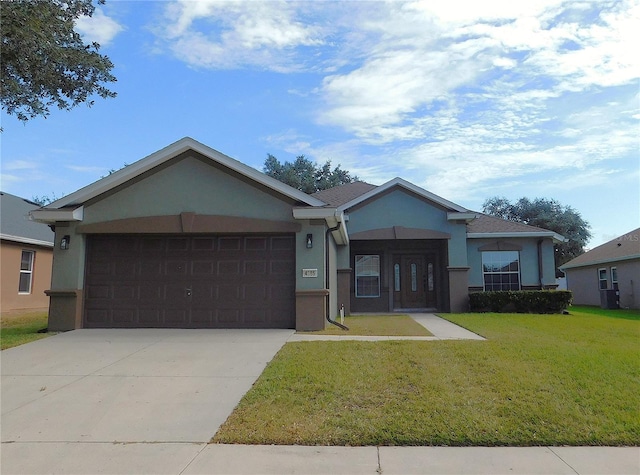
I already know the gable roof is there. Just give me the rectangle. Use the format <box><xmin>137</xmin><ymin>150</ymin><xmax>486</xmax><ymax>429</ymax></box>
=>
<box><xmin>43</xmin><ymin>137</ymin><xmax>326</xmax><ymax>210</ymax></box>
<box><xmin>0</xmin><ymin>192</ymin><xmax>54</xmax><ymax>246</ymax></box>
<box><xmin>560</xmin><ymin>228</ymin><xmax>640</xmax><ymax>270</ymax></box>
<box><xmin>467</xmin><ymin>213</ymin><xmax>566</xmax><ymax>243</ymax></box>
<box><xmin>333</xmin><ymin>178</ymin><xmax>469</xmax><ymax>213</ymax></box>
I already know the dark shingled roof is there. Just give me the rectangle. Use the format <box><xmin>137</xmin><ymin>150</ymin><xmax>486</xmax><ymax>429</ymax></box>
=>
<box><xmin>311</xmin><ymin>181</ymin><xmax>377</xmax><ymax>206</ymax></box>
<box><xmin>0</xmin><ymin>192</ymin><xmax>54</xmax><ymax>245</ymax></box>
<box><xmin>560</xmin><ymin>228</ymin><xmax>640</xmax><ymax>269</ymax></box>
<box><xmin>467</xmin><ymin>213</ymin><xmax>559</xmax><ymax>234</ymax></box>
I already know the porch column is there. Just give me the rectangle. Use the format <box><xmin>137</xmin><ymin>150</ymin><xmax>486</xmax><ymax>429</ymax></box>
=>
<box><xmin>447</xmin><ymin>266</ymin><xmax>470</xmax><ymax>313</ymax></box>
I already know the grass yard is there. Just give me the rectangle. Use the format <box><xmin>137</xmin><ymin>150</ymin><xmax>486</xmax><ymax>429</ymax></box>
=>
<box><xmin>305</xmin><ymin>314</ymin><xmax>432</xmax><ymax>336</ymax></box>
<box><xmin>214</xmin><ymin>307</ymin><xmax>640</xmax><ymax>446</ymax></box>
<box><xmin>1</xmin><ymin>311</ymin><xmax>54</xmax><ymax>350</ymax></box>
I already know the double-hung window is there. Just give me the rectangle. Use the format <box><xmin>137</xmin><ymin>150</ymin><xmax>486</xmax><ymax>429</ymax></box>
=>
<box><xmin>598</xmin><ymin>268</ymin><xmax>608</xmax><ymax>290</ymax></box>
<box><xmin>355</xmin><ymin>255</ymin><xmax>380</xmax><ymax>297</ymax></box>
<box><xmin>482</xmin><ymin>251</ymin><xmax>520</xmax><ymax>291</ymax></box>
<box><xmin>19</xmin><ymin>250</ymin><xmax>35</xmax><ymax>294</ymax></box>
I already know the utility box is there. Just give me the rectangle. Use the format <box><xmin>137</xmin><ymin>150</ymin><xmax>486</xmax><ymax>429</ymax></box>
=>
<box><xmin>600</xmin><ymin>289</ymin><xmax>619</xmax><ymax>309</ymax></box>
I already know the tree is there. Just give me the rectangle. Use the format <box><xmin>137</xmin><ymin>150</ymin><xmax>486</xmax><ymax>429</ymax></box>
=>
<box><xmin>264</xmin><ymin>154</ymin><xmax>358</xmax><ymax>194</ymax></box>
<box><xmin>1</xmin><ymin>0</ymin><xmax>116</xmax><ymax>122</ymax></box>
<box><xmin>482</xmin><ymin>196</ymin><xmax>592</xmax><ymax>272</ymax></box>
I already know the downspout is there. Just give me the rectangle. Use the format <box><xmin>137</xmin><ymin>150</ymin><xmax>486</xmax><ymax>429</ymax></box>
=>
<box><xmin>537</xmin><ymin>239</ymin><xmax>544</xmax><ymax>289</ymax></box>
<box><xmin>326</xmin><ymin>221</ymin><xmax>349</xmax><ymax>330</ymax></box>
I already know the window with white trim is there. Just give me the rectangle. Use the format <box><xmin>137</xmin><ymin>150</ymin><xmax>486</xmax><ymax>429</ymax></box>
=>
<box><xmin>482</xmin><ymin>251</ymin><xmax>520</xmax><ymax>291</ymax></box>
<box><xmin>598</xmin><ymin>268</ymin><xmax>608</xmax><ymax>290</ymax></box>
<box><xmin>355</xmin><ymin>255</ymin><xmax>380</xmax><ymax>297</ymax></box>
<box><xmin>611</xmin><ymin>267</ymin><xmax>618</xmax><ymax>290</ymax></box>
<box><xmin>19</xmin><ymin>250</ymin><xmax>35</xmax><ymax>294</ymax></box>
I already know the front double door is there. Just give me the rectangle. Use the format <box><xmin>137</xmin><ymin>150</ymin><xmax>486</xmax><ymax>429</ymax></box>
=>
<box><xmin>396</xmin><ymin>254</ymin><xmax>437</xmax><ymax>309</ymax></box>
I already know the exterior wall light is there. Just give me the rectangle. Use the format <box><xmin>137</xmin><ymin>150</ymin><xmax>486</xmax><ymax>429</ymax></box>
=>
<box><xmin>306</xmin><ymin>234</ymin><xmax>313</xmax><ymax>249</ymax></box>
<box><xmin>60</xmin><ymin>235</ymin><xmax>70</xmax><ymax>250</ymax></box>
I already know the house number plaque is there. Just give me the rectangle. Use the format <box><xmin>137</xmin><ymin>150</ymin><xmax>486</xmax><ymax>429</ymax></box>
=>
<box><xmin>302</xmin><ymin>269</ymin><xmax>318</xmax><ymax>278</ymax></box>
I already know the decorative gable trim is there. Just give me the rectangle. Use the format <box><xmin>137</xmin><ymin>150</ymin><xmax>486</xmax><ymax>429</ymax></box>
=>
<box><xmin>477</xmin><ymin>241</ymin><xmax>523</xmax><ymax>252</ymax></box>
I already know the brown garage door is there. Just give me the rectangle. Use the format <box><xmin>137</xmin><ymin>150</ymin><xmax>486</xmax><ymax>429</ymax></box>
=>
<box><xmin>84</xmin><ymin>234</ymin><xmax>296</xmax><ymax>328</ymax></box>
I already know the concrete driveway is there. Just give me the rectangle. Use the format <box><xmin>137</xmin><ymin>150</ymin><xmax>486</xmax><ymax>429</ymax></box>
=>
<box><xmin>1</xmin><ymin>329</ymin><xmax>292</xmax><ymax>474</ymax></box>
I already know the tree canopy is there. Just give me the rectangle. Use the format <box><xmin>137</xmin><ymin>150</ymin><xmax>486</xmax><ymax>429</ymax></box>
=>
<box><xmin>482</xmin><ymin>196</ymin><xmax>592</xmax><ymax>272</ymax></box>
<box><xmin>264</xmin><ymin>154</ymin><xmax>358</xmax><ymax>194</ymax></box>
<box><xmin>1</xmin><ymin>0</ymin><xmax>117</xmax><ymax>122</ymax></box>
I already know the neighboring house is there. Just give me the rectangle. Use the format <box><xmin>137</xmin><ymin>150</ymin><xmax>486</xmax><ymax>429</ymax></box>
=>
<box><xmin>560</xmin><ymin>228</ymin><xmax>640</xmax><ymax>309</ymax></box>
<box><xmin>31</xmin><ymin>137</ymin><xmax>563</xmax><ymax>331</ymax></box>
<box><xmin>1</xmin><ymin>192</ymin><xmax>54</xmax><ymax>314</ymax></box>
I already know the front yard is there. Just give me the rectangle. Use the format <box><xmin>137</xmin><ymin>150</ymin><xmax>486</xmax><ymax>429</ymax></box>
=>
<box><xmin>0</xmin><ymin>311</ymin><xmax>52</xmax><ymax>350</ymax></box>
<box><xmin>213</xmin><ymin>307</ymin><xmax>640</xmax><ymax>446</ymax></box>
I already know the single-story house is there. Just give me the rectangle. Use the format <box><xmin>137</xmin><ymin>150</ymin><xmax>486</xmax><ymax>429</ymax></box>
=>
<box><xmin>1</xmin><ymin>192</ymin><xmax>54</xmax><ymax>314</ymax></box>
<box><xmin>560</xmin><ymin>228</ymin><xmax>640</xmax><ymax>309</ymax></box>
<box><xmin>31</xmin><ymin>137</ymin><xmax>564</xmax><ymax>331</ymax></box>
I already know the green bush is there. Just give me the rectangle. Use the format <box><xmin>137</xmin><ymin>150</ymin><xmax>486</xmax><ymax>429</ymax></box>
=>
<box><xmin>469</xmin><ymin>290</ymin><xmax>572</xmax><ymax>313</ymax></box>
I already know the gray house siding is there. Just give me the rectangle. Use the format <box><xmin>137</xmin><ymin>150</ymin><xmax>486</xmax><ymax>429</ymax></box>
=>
<box><xmin>565</xmin><ymin>260</ymin><xmax>639</xmax><ymax>309</ymax></box>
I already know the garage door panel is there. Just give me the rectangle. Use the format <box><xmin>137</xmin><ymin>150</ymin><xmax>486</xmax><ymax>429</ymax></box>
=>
<box><xmin>84</xmin><ymin>234</ymin><xmax>295</xmax><ymax>328</ymax></box>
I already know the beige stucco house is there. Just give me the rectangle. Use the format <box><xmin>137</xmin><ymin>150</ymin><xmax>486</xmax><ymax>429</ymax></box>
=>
<box><xmin>1</xmin><ymin>192</ymin><xmax>54</xmax><ymax>314</ymax></box>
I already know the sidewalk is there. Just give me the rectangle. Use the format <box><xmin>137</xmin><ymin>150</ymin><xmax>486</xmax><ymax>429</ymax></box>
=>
<box><xmin>3</xmin><ymin>442</ymin><xmax>637</xmax><ymax>474</ymax></box>
<box><xmin>182</xmin><ymin>444</ymin><xmax>640</xmax><ymax>475</ymax></box>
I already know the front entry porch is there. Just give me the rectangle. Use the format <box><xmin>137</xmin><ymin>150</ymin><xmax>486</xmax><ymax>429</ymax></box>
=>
<box><xmin>348</xmin><ymin>238</ymin><xmax>450</xmax><ymax>314</ymax></box>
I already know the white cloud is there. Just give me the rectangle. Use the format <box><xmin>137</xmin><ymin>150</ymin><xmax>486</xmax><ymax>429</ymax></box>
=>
<box><xmin>75</xmin><ymin>8</ymin><xmax>124</xmax><ymax>45</ymax></box>
<box><xmin>157</xmin><ymin>0</ymin><xmax>324</xmax><ymax>71</ymax></box>
<box><xmin>2</xmin><ymin>160</ymin><xmax>38</xmax><ymax>171</ymax></box>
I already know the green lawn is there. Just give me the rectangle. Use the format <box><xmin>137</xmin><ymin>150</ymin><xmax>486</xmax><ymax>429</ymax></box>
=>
<box><xmin>213</xmin><ymin>308</ymin><xmax>640</xmax><ymax>446</ymax></box>
<box><xmin>304</xmin><ymin>314</ymin><xmax>432</xmax><ymax>336</ymax></box>
<box><xmin>1</xmin><ymin>311</ymin><xmax>54</xmax><ymax>350</ymax></box>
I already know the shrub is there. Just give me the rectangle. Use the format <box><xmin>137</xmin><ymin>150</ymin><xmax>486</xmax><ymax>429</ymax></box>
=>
<box><xmin>469</xmin><ymin>290</ymin><xmax>572</xmax><ymax>313</ymax></box>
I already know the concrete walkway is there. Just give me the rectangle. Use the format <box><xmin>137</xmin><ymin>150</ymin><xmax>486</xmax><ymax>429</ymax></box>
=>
<box><xmin>289</xmin><ymin>313</ymin><xmax>485</xmax><ymax>341</ymax></box>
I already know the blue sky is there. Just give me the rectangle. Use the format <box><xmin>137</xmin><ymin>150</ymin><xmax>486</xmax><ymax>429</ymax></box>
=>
<box><xmin>1</xmin><ymin>0</ymin><xmax>638</xmax><ymax>248</ymax></box>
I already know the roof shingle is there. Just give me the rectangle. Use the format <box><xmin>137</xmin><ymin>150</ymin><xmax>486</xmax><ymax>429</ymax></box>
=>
<box><xmin>0</xmin><ymin>192</ymin><xmax>54</xmax><ymax>245</ymax></box>
<box><xmin>560</xmin><ymin>228</ymin><xmax>640</xmax><ymax>269</ymax></box>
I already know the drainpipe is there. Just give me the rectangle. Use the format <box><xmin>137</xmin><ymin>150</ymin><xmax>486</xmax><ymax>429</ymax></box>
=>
<box><xmin>537</xmin><ymin>239</ymin><xmax>544</xmax><ymax>289</ymax></box>
<box><xmin>326</xmin><ymin>221</ymin><xmax>349</xmax><ymax>330</ymax></box>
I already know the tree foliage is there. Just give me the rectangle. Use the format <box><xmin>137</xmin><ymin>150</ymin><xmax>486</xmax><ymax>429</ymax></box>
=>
<box><xmin>264</xmin><ymin>154</ymin><xmax>358</xmax><ymax>194</ymax></box>
<box><xmin>482</xmin><ymin>196</ymin><xmax>592</xmax><ymax>271</ymax></box>
<box><xmin>1</xmin><ymin>0</ymin><xmax>117</xmax><ymax>122</ymax></box>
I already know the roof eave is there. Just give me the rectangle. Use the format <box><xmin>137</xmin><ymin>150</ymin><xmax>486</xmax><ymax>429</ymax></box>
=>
<box><xmin>29</xmin><ymin>206</ymin><xmax>84</xmax><ymax>224</ymax></box>
<box><xmin>468</xmin><ymin>231</ymin><xmax>566</xmax><ymax>244</ymax></box>
<box><xmin>560</xmin><ymin>254</ymin><xmax>640</xmax><ymax>270</ymax></box>
<box><xmin>0</xmin><ymin>233</ymin><xmax>54</xmax><ymax>247</ymax></box>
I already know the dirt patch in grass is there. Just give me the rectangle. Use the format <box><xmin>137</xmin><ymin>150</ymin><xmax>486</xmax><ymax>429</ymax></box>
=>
<box><xmin>304</xmin><ymin>315</ymin><xmax>432</xmax><ymax>336</ymax></box>
<box><xmin>214</xmin><ymin>312</ymin><xmax>639</xmax><ymax>446</ymax></box>
<box><xmin>1</xmin><ymin>311</ymin><xmax>55</xmax><ymax>350</ymax></box>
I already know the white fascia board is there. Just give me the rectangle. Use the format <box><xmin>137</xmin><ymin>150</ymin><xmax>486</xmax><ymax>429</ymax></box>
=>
<box><xmin>468</xmin><ymin>231</ymin><xmax>566</xmax><ymax>244</ymax></box>
<box><xmin>338</xmin><ymin>177</ymin><xmax>468</xmax><ymax>213</ymax></box>
<box><xmin>560</xmin><ymin>254</ymin><xmax>640</xmax><ymax>270</ymax></box>
<box><xmin>0</xmin><ymin>233</ymin><xmax>54</xmax><ymax>247</ymax></box>
<box><xmin>47</xmin><ymin>137</ymin><xmax>325</xmax><ymax>209</ymax></box>
<box><xmin>29</xmin><ymin>207</ymin><xmax>84</xmax><ymax>224</ymax></box>
<box><xmin>293</xmin><ymin>208</ymin><xmax>349</xmax><ymax>245</ymax></box>
<box><xmin>292</xmin><ymin>207</ymin><xmax>338</xmax><ymax>220</ymax></box>
<box><xmin>447</xmin><ymin>212</ymin><xmax>477</xmax><ymax>222</ymax></box>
